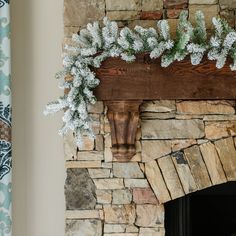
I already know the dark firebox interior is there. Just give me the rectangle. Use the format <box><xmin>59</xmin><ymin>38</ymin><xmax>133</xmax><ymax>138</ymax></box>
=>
<box><xmin>165</xmin><ymin>182</ymin><xmax>236</xmax><ymax>236</ymax></box>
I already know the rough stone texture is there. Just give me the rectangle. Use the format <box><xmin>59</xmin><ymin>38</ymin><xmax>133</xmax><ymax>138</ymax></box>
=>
<box><xmin>77</xmin><ymin>151</ymin><xmax>104</xmax><ymax>161</ymax></box>
<box><xmin>65</xmin><ymin>169</ymin><xmax>96</xmax><ymax>210</ymax></box>
<box><xmin>142</xmin><ymin>0</ymin><xmax>163</xmax><ymax>10</ymax></box>
<box><xmin>142</xmin><ymin>140</ymin><xmax>172</xmax><ymax>162</ymax></box>
<box><xmin>66</xmin><ymin>219</ymin><xmax>102</xmax><ymax>236</ymax></box>
<box><xmin>112</xmin><ymin>189</ymin><xmax>132</xmax><ymax>204</ymax></box>
<box><xmin>190</xmin><ymin>0</ymin><xmax>218</xmax><ymax>4</ymax></box>
<box><xmin>96</xmin><ymin>190</ymin><xmax>112</xmax><ymax>204</ymax></box>
<box><xmin>104</xmin><ymin>224</ymin><xmax>126</xmax><ymax>233</ymax></box>
<box><xmin>141</xmin><ymin>100</ymin><xmax>176</xmax><ymax>113</ymax></box>
<box><xmin>171</xmin><ymin>139</ymin><xmax>197</xmax><ymax>152</ymax></box>
<box><xmin>205</xmin><ymin>121</ymin><xmax>236</xmax><ymax>140</ymax></box>
<box><xmin>113</xmin><ymin>163</ymin><xmax>144</xmax><ymax>178</ymax></box>
<box><xmin>106</xmin><ymin>11</ymin><xmax>140</xmax><ymax>21</ymax></box>
<box><xmin>124</xmin><ymin>179</ymin><xmax>149</xmax><ymax>188</ymax></box>
<box><xmin>133</xmin><ymin>188</ymin><xmax>158</xmax><ymax>204</ymax></box>
<box><xmin>104</xmin><ymin>205</ymin><xmax>136</xmax><ymax>224</ymax></box>
<box><xmin>219</xmin><ymin>0</ymin><xmax>236</xmax><ymax>9</ymax></box>
<box><xmin>139</xmin><ymin>228</ymin><xmax>165</xmax><ymax>236</ymax></box>
<box><xmin>66</xmin><ymin>210</ymin><xmax>101</xmax><ymax>219</ymax></box>
<box><xmin>189</xmin><ymin>4</ymin><xmax>219</xmax><ymax>29</ymax></box>
<box><xmin>79</xmin><ymin>136</ymin><xmax>95</xmax><ymax>151</ymax></box>
<box><xmin>64</xmin><ymin>0</ymin><xmax>105</xmax><ymax>26</ymax></box>
<box><xmin>136</xmin><ymin>204</ymin><xmax>165</xmax><ymax>227</ymax></box>
<box><xmin>164</xmin><ymin>0</ymin><xmax>188</xmax><ymax>8</ymax></box>
<box><xmin>88</xmin><ymin>169</ymin><xmax>111</xmax><ymax>178</ymax></box>
<box><xmin>142</xmin><ymin>120</ymin><xmax>205</xmax><ymax>139</ymax></box>
<box><xmin>66</xmin><ymin>160</ymin><xmax>102</xmax><ymax>169</ymax></box>
<box><xmin>94</xmin><ymin>179</ymin><xmax>124</xmax><ymax>190</ymax></box>
<box><xmin>106</xmin><ymin>0</ymin><xmax>141</xmax><ymax>11</ymax></box>
<box><xmin>176</xmin><ymin>100</ymin><xmax>235</xmax><ymax>115</ymax></box>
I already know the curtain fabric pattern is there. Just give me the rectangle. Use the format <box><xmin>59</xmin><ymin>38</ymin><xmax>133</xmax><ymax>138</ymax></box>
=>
<box><xmin>0</xmin><ymin>1</ymin><xmax>11</xmax><ymax>236</ymax></box>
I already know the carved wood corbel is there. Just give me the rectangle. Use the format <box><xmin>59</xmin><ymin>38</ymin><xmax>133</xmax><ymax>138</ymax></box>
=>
<box><xmin>106</xmin><ymin>100</ymin><xmax>143</xmax><ymax>162</ymax></box>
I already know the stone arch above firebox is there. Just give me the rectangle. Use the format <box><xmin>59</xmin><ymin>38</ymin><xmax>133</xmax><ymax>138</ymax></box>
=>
<box><xmin>141</xmin><ymin>100</ymin><xmax>236</xmax><ymax>205</ymax></box>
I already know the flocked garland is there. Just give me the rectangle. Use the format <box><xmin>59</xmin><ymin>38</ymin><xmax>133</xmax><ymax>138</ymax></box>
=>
<box><xmin>44</xmin><ymin>10</ymin><xmax>236</xmax><ymax>146</ymax></box>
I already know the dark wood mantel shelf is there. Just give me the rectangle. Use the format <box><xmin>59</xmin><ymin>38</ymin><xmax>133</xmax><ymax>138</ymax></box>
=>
<box><xmin>94</xmin><ymin>54</ymin><xmax>236</xmax><ymax>161</ymax></box>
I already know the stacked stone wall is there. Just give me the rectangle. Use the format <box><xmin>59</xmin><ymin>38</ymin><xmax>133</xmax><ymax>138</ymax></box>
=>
<box><xmin>63</xmin><ymin>1</ymin><xmax>236</xmax><ymax>235</ymax></box>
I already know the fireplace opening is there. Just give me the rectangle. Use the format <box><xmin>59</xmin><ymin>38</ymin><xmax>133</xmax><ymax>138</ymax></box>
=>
<box><xmin>165</xmin><ymin>182</ymin><xmax>236</xmax><ymax>236</ymax></box>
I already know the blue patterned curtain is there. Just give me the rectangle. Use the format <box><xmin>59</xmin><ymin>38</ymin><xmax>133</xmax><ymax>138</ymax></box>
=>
<box><xmin>0</xmin><ymin>0</ymin><xmax>11</xmax><ymax>236</ymax></box>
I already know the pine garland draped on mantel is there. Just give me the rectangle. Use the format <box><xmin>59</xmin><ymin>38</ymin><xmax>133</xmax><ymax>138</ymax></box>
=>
<box><xmin>45</xmin><ymin>10</ymin><xmax>236</xmax><ymax>145</ymax></box>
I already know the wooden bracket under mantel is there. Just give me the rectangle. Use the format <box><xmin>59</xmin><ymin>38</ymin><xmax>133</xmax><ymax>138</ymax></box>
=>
<box><xmin>106</xmin><ymin>100</ymin><xmax>142</xmax><ymax>162</ymax></box>
<box><xmin>94</xmin><ymin>53</ymin><xmax>236</xmax><ymax>162</ymax></box>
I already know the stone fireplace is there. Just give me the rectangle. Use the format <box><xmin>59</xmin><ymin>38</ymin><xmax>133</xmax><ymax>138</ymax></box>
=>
<box><xmin>63</xmin><ymin>1</ymin><xmax>236</xmax><ymax>235</ymax></box>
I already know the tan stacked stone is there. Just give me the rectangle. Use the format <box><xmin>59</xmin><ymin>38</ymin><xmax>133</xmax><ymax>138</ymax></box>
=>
<box><xmin>64</xmin><ymin>0</ymin><xmax>236</xmax><ymax>235</ymax></box>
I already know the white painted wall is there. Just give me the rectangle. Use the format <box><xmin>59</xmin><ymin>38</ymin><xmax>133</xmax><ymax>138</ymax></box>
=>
<box><xmin>11</xmin><ymin>0</ymin><xmax>65</xmax><ymax>236</ymax></box>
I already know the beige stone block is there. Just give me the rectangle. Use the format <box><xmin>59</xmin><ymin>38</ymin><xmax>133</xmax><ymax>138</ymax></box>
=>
<box><xmin>142</xmin><ymin>120</ymin><xmax>205</xmax><ymax>139</ymax></box>
<box><xmin>65</xmin><ymin>210</ymin><xmax>100</xmax><ymax>219</ymax></box>
<box><xmin>79</xmin><ymin>136</ymin><xmax>94</xmax><ymax>151</ymax></box>
<box><xmin>142</xmin><ymin>0</ymin><xmax>163</xmax><ymax>10</ymax></box>
<box><xmin>141</xmin><ymin>100</ymin><xmax>176</xmax><ymax>113</ymax></box>
<box><xmin>104</xmin><ymin>205</ymin><xmax>136</xmax><ymax>224</ymax></box>
<box><xmin>203</xmin><ymin>115</ymin><xmax>236</xmax><ymax>121</ymax></box>
<box><xmin>104</xmin><ymin>234</ymin><xmax>138</xmax><ymax>236</ymax></box>
<box><xmin>93</xmin><ymin>179</ymin><xmax>124</xmax><ymax>190</ymax></box>
<box><xmin>184</xmin><ymin>145</ymin><xmax>212</xmax><ymax>190</ymax></box>
<box><xmin>104</xmin><ymin>224</ymin><xmax>126</xmax><ymax>233</ymax></box>
<box><xmin>128</xmin><ymin>20</ymin><xmax>157</xmax><ymax>29</ymax></box>
<box><xmin>142</xmin><ymin>140</ymin><xmax>172</xmax><ymax>162</ymax></box>
<box><xmin>136</xmin><ymin>204</ymin><xmax>164</xmax><ymax>227</ymax></box>
<box><xmin>172</xmin><ymin>152</ymin><xmax>198</xmax><ymax>194</ymax></box>
<box><xmin>106</xmin><ymin>11</ymin><xmax>140</xmax><ymax>21</ymax></box>
<box><xmin>189</xmin><ymin>5</ymin><xmax>219</xmax><ymax>29</ymax></box>
<box><xmin>96</xmin><ymin>190</ymin><xmax>112</xmax><ymax>204</ymax></box>
<box><xmin>66</xmin><ymin>160</ymin><xmax>101</xmax><ymax>168</ymax></box>
<box><xmin>113</xmin><ymin>163</ymin><xmax>144</xmax><ymax>178</ymax></box>
<box><xmin>145</xmin><ymin>161</ymin><xmax>171</xmax><ymax>203</ymax></box>
<box><xmin>88</xmin><ymin>169</ymin><xmax>110</xmax><ymax>178</ymax></box>
<box><xmin>104</xmin><ymin>133</ymin><xmax>113</xmax><ymax>162</ymax></box>
<box><xmin>64</xmin><ymin>131</ymin><xmax>77</xmax><ymax>161</ymax></box>
<box><xmin>125</xmin><ymin>225</ymin><xmax>139</xmax><ymax>233</ymax></box>
<box><xmin>95</xmin><ymin>135</ymin><xmax>104</xmax><ymax>151</ymax></box>
<box><xmin>139</xmin><ymin>227</ymin><xmax>165</xmax><ymax>236</ymax></box>
<box><xmin>77</xmin><ymin>151</ymin><xmax>104</xmax><ymax>161</ymax></box>
<box><xmin>171</xmin><ymin>139</ymin><xmax>197</xmax><ymax>152</ymax></box>
<box><xmin>124</xmin><ymin>179</ymin><xmax>149</xmax><ymax>188</ymax></box>
<box><xmin>176</xmin><ymin>100</ymin><xmax>235</xmax><ymax>115</ymax></box>
<box><xmin>189</xmin><ymin>0</ymin><xmax>218</xmax><ymax>4</ymax></box>
<box><xmin>205</xmin><ymin>121</ymin><xmax>236</xmax><ymax>140</ymax></box>
<box><xmin>219</xmin><ymin>0</ymin><xmax>236</xmax><ymax>9</ymax></box>
<box><xmin>106</xmin><ymin>0</ymin><xmax>141</xmax><ymax>10</ymax></box>
<box><xmin>64</xmin><ymin>0</ymin><xmax>105</xmax><ymax>26</ymax></box>
<box><xmin>64</xmin><ymin>26</ymin><xmax>79</xmax><ymax>38</ymax></box>
<box><xmin>112</xmin><ymin>189</ymin><xmax>132</xmax><ymax>204</ymax></box>
<box><xmin>158</xmin><ymin>156</ymin><xmax>185</xmax><ymax>199</ymax></box>
<box><xmin>200</xmin><ymin>142</ymin><xmax>227</xmax><ymax>185</ymax></box>
<box><xmin>214</xmin><ymin>137</ymin><xmax>236</xmax><ymax>181</ymax></box>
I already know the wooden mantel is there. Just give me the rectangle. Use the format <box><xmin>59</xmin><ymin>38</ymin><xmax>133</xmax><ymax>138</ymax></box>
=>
<box><xmin>94</xmin><ymin>54</ymin><xmax>236</xmax><ymax>161</ymax></box>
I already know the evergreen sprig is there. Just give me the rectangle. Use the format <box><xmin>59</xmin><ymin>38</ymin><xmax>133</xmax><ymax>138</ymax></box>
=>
<box><xmin>45</xmin><ymin>10</ymin><xmax>236</xmax><ymax>145</ymax></box>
